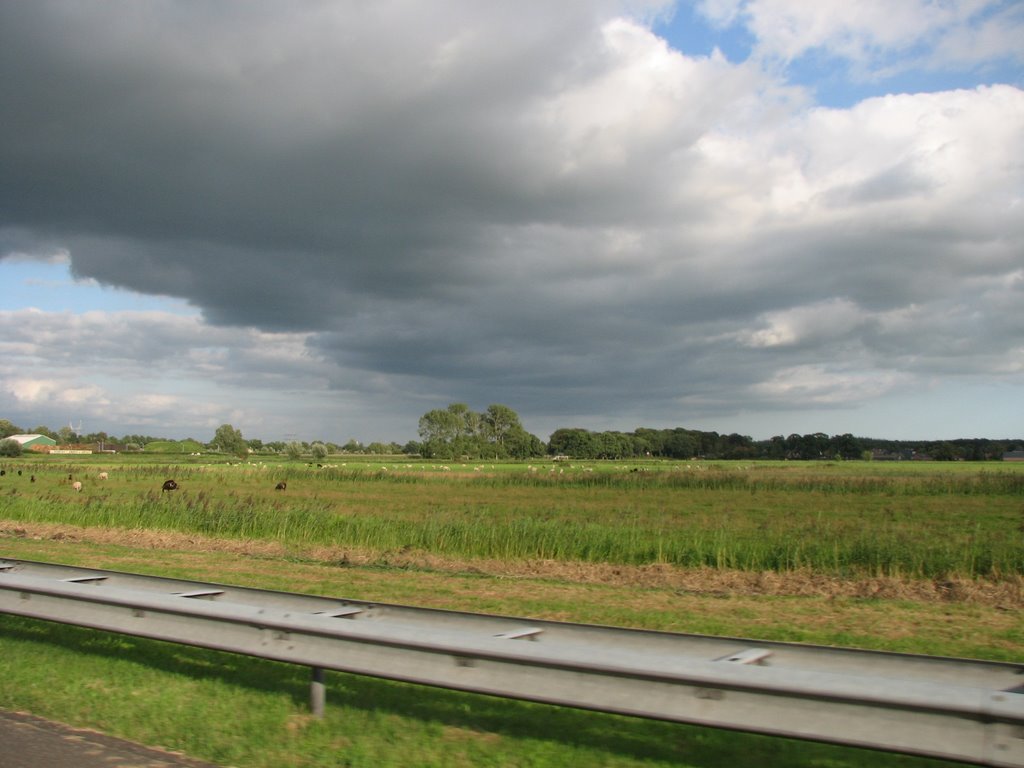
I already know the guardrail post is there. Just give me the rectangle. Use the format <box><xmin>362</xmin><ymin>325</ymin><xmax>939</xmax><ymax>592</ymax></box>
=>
<box><xmin>310</xmin><ymin>667</ymin><xmax>326</xmax><ymax>718</ymax></box>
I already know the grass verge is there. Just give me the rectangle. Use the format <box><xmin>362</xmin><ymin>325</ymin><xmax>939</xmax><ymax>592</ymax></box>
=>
<box><xmin>1</xmin><ymin>532</ymin><xmax>1019</xmax><ymax>767</ymax></box>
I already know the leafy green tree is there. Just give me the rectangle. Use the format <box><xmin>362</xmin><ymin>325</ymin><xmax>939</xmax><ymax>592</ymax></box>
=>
<box><xmin>0</xmin><ymin>438</ymin><xmax>22</xmax><ymax>457</ymax></box>
<box><xmin>0</xmin><ymin>419</ymin><xmax>22</xmax><ymax>439</ymax></box>
<box><xmin>310</xmin><ymin>442</ymin><xmax>329</xmax><ymax>460</ymax></box>
<box><xmin>211</xmin><ymin>424</ymin><xmax>248</xmax><ymax>456</ymax></box>
<box><xmin>446</xmin><ymin>403</ymin><xmax>483</xmax><ymax>456</ymax></box>
<box><xmin>632</xmin><ymin>428</ymin><xmax>664</xmax><ymax>456</ymax></box>
<box><xmin>829</xmin><ymin>433</ymin><xmax>863</xmax><ymax>460</ymax></box>
<box><xmin>446</xmin><ymin>403</ymin><xmax>478</xmax><ymax>436</ymax></box>
<box><xmin>548</xmin><ymin>428</ymin><xmax>596</xmax><ymax>457</ymax></box>
<box><xmin>418</xmin><ymin>403</ymin><xmax>542</xmax><ymax>459</ymax></box>
<box><xmin>418</xmin><ymin>407</ymin><xmax>462</xmax><ymax>459</ymax></box>
<box><xmin>482</xmin><ymin>404</ymin><xmax>521</xmax><ymax>449</ymax></box>
<box><xmin>504</xmin><ymin>426</ymin><xmax>546</xmax><ymax>459</ymax></box>
<box><xmin>285</xmin><ymin>441</ymin><xmax>303</xmax><ymax>460</ymax></box>
<box><xmin>764</xmin><ymin>435</ymin><xmax>787</xmax><ymax>460</ymax></box>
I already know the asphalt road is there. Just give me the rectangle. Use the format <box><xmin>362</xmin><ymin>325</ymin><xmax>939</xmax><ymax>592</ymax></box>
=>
<box><xmin>0</xmin><ymin>710</ymin><xmax>220</xmax><ymax>768</ymax></box>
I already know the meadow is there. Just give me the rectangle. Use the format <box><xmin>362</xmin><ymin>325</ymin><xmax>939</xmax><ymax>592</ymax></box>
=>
<box><xmin>0</xmin><ymin>454</ymin><xmax>1022</xmax><ymax>767</ymax></box>
<box><xmin>3</xmin><ymin>455</ymin><xmax>1022</xmax><ymax>579</ymax></box>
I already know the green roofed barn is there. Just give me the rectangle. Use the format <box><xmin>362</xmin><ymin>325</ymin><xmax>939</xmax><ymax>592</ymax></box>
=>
<box><xmin>7</xmin><ymin>434</ymin><xmax>58</xmax><ymax>450</ymax></box>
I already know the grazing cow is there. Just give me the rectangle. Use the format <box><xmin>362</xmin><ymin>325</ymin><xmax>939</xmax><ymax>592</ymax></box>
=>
<box><xmin>98</xmin><ymin>472</ymin><xmax>108</xmax><ymax>480</ymax></box>
<box><xmin>71</xmin><ymin>481</ymin><xmax>82</xmax><ymax>492</ymax></box>
<box><xmin>162</xmin><ymin>479</ymin><xmax>178</xmax><ymax>492</ymax></box>
<box><xmin>275</xmin><ymin>481</ymin><xmax>287</xmax><ymax>490</ymax></box>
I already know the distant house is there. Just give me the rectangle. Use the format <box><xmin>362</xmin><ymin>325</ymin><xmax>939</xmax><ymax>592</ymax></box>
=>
<box><xmin>871</xmin><ymin>448</ymin><xmax>916</xmax><ymax>461</ymax></box>
<box><xmin>5</xmin><ymin>433</ymin><xmax>58</xmax><ymax>450</ymax></box>
<box><xmin>1003</xmin><ymin>450</ymin><xmax>1024</xmax><ymax>462</ymax></box>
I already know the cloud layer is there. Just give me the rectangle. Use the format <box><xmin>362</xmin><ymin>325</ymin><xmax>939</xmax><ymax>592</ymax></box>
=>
<box><xmin>1</xmin><ymin>1</ymin><xmax>1022</xmax><ymax>441</ymax></box>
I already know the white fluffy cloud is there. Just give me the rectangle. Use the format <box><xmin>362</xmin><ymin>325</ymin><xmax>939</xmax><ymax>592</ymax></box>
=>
<box><xmin>699</xmin><ymin>0</ymin><xmax>1024</xmax><ymax>72</ymax></box>
<box><xmin>0</xmin><ymin>2</ymin><xmax>1021</xmax><ymax>441</ymax></box>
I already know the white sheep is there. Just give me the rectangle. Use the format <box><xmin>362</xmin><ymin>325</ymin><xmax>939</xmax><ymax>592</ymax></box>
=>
<box><xmin>71</xmin><ymin>481</ymin><xmax>82</xmax><ymax>492</ymax></box>
<box><xmin>98</xmin><ymin>472</ymin><xmax>108</xmax><ymax>480</ymax></box>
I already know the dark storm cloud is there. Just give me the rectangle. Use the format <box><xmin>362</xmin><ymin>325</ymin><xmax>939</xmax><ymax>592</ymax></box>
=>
<box><xmin>1</xmin><ymin>1</ymin><xmax>1022</xmax><ymax>438</ymax></box>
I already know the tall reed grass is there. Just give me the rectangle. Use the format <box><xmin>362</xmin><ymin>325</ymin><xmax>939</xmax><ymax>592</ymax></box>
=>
<box><xmin>3</xmin><ymin>478</ymin><xmax>1021</xmax><ymax>579</ymax></box>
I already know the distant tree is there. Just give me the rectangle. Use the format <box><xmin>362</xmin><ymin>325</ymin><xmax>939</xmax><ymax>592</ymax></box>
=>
<box><xmin>285</xmin><ymin>441</ymin><xmax>303</xmax><ymax>460</ymax></box>
<box><xmin>211</xmin><ymin>424</ymin><xmax>248</xmax><ymax>456</ymax></box>
<box><xmin>503</xmin><ymin>427</ymin><xmax>547</xmax><ymax>459</ymax></box>
<box><xmin>0</xmin><ymin>438</ymin><xmax>22</xmax><ymax>457</ymax></box>
<box><xmin>342</xmin><ymin>439</ymin><xmax>364</xmax><ymax>453</ymax></box>
<box><xmin>829</xmin><ymin>433</ymin><xmax>863</xmax><ymax>460</ymax></box>
<box><xmin>446</xmin><ymin>403</ymin><xmax>482</xmax><ymax>456</ymax></box>
<box><xmin>310</xmin><ymin>442</ymin><xmax>329</xmax><ymax>460</ymax></box>
<box><xmin>0</xmin><ymin>419</ymin><xmax>22</xmax><ymax>439</ymax></box>
<box><xmin>418</xmin><ymin>408</ymin><xmax>463</xmax><ymax>459</ymax></box>
<box><xmin>58</xmin><ymin>425</ymin><xmax>77</xmax><ymax>444</ymax></box>
<box><xmin>418</xmin><ymin>403</ymin><xmax>541</xmax><ymax>459</ymax></box>
<box><xmin>663</xmin><ymin>429</ymin><xmax>699</xmax><ymax>459</ymax></box>
<box><xmin>31</xmin><ymin>425</ymin><xmax>59</xmax><ymax>440</ymax></box>
<box><xmin>631</xmin><ymin>428</ymin><xmax>659</xmax><ymax>451</ymax></box>
<box><xmin>481</xmin><ymin>404</ymin><xmax>521</xmax><ymax>448</ymax></box>
<box><xmin>548</xmin><ymin>428</ymin><xmax>596</xmax><ymax>458</ymax></box>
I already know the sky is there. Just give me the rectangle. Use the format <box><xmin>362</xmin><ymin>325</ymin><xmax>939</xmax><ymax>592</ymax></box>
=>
<box><xmin>1</xmin><ymin>1</ymin><xmax>1022</xmax><ymax>446</ymax></box>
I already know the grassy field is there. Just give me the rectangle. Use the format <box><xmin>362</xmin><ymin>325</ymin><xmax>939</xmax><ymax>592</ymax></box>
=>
<box><xmin>3</xmin><ymin>455</ymin><xmax>1023</xmax><ymax>578</ymax></box>
<box><xmin>0</xmin><ymin>454</ymin><xmax>1022</xmax><ymax>767</ymax></box>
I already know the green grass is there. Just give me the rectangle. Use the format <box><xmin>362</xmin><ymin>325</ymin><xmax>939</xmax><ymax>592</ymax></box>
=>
<box><xmin>5</xmin><ymin>614</ymin><xmax>968</xmax><ymax>768</ymax></box>
<box><xmin>1</xmin><ymin>456</ymin><xmax>1020</xmax><ymax>765</ymax></box>
<box><xmin>2</xmin><ymin>459</ymin><xmax>1022</xmax><ymax>579</ymax></box>
<box><xmin>0</xmin><ymin>545</ymin><xmax>986</xmax><ymax>768</ymax></box>
<box><xmin>141</xmin><ymin>439</ymin><xmax>206</xmax><ymax>453</ymax></box>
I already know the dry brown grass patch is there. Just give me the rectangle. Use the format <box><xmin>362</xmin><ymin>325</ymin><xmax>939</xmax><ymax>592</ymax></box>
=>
<box><xmin>3</xmin><ymin>520</ymin><xmax>1021</xmax><ymax>608</ymax></box>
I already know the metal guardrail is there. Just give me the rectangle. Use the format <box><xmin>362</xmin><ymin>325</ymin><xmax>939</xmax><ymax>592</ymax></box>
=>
<box><xmin>1</xmin><ymin>558</ymin><xmax>1022</xmax><ymax>766</ymax></box>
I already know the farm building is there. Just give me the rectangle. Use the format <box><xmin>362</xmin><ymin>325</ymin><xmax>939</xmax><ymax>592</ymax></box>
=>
<box><xmin>4</xmin><ymin>434</ymin><xmax>58</xmax><ymax>450</ymax></box>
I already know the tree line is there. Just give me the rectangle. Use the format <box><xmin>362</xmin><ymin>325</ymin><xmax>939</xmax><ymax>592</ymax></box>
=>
<box><xmin>0</xmin><ymin>419</ymin><xmax>404</xmax><ymax>459</ymax></box>
<box><xmin>548</xmin><ymin>428</ymin><xmax>1016</xmax><ymax>461</ymax></box>
<box><xmin>412</xmin><ymin>407</ymin><xmax>1019</xmax><ymax>461</ymax></box>
<box><xmin>2</xmin><ymin>412</ymin><xmax>1020</xmax><ymax>461</ymax></box>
